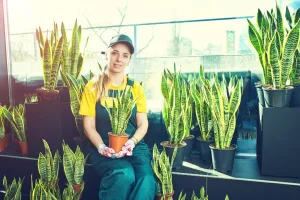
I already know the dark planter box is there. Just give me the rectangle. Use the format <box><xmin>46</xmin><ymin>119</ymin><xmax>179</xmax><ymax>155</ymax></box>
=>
<box><xmin>257</xmin><ymin>104</ymin><xmax>300</xmax><ymax>178</ymax></box>
<box><xmin>25</xmin><ymin>102</ymin><xmax>78</xmax><ymax>157</ymax></box>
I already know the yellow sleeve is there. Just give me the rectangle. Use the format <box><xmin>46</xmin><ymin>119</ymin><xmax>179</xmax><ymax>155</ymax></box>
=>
<box><xmin>79</xmin><ymin>80</ymin><xmax>97</xmax><ymax>117</ymax></box>
<box><xmin>132</xmin><ymin>81</ymin><xmax>147</xmax><ymax>113</ymax></box>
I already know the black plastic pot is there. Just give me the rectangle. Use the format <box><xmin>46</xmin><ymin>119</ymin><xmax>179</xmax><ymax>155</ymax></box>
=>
<box><xmin>290</xmin><ymin>85</ymin><xmax>300</xmax><ymax>107</ymax></box>
<box><xmin>197</xmin><ymin>137</ymin><xmax>213</xmax><ymax>163</ymax></box>
<box><xmin>210</xmin><ymin>144</ymin><xmax>237</xmax><ymax>174</ymax></box>
<box><xmin>262</xmin><ymin>86</ymin><xmax>294</xmax><ymax>107</ymax></box>
<box><xmin>56</xmin><ymin>86</ymin><xmax>70</xmax><ymax>103</ymax></box>
<box><xmin>183</xmin><ymin>135</ymin><xmax>195</xmax><ymax>160</ymax></box>
<box><xmin>161</xmin><ymin>141</ymin><xmax>186</xmax><ymax>169</ymax></box>
<box><xmin>255</xmin><ymin>84</ymin><xmax>265</xmax><ymax>107</ymax></box>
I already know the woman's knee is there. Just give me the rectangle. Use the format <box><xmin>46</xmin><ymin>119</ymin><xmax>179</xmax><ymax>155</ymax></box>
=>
<box><xmin>140</xmin><ymin>174</ymin><xmax>157</xmax><ymax>188</ymax></box>
<box><xmin>112</xmin><ymin>165</ymin><xmax>135</xmax><ymax>185</ymax></box>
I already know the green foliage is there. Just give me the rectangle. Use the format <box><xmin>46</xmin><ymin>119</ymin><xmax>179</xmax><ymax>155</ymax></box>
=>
<box><xmin>104</xmin><ymin>86</ymin><xmax>138</xmax><ymax>135</ymax></box>
<box><xmin>178</xmin><ymin>186</ymin><xmax>230</xmax><ymax>200</ymax></box>
<box><xmin>36</xmin><ymin>23</ymin><xmax>64</xmax><ymax>90</ymax></box>
<box><xmin>60</xmin><ymin>19</ymin><xmax>89</xmax><ymax>85</ymax></box>
<box><xmin>202</xmin><ymin>72</ymin><xmax>242</xmax><ymax>149</ymax></box>
<box><xmin>37</xmin><ymin>140</ymin><xmax>61</xmax><ymax>198</ymax></box>
<box><xmin>30</xmin><ymin>178</ymin><xmax>60</xmax><ymax>200</ymax></box>
<box><xmin>190</xmin><ymin>65</ymin><xmax>214</xmax><ymax>141</ymax></box>
<box><xmin>31</xmin><ymin>177</ymin><xmax>82</xmax><ymax>200</ymax></box>
<box><xmin>61</xmin><ymin>71</ymin><xmax>93</xmax><ymax>137</ymax></box>
<box><xmin>161</xmin><ymin>63</ymin><xmax>192</xmax><ymax>145</ymax></box>
<box><xmin>151</xmin><ymin>144</ymin><xmax>177</xmax><ymax>197</ymax></box>
<box><xmin>0</xmin><ymin>106</ymin><xmax>5</xmax><ymax>139</ymax></box>
<box><xmin>24</xmin><ymin>93</ymin><xmax>38</xmax><ymax>103</ymax></box>
<box><xmin>62</xmin><ymin>184</ymin><xmax>83</xmax><ymax>200</ymax></box>
<box><xmin>3</xmin><ymin>176</ymin><xmax>23</xmax><ymax>200</ymax></box>
<box><xmin>62</xmin><ymin>142</ymin><xmax>88</xmax><ymax>186</ymax></box>
<box><xmin>287</xmin><ymin>7</ymin><xmax>300</xmax><ymax>85</ymax></box>
<box><xmin>248</xmin><ymin>3</ymin><xmax>300</xmax><ymax>88</ymax></box>
<box><xmin>1</xmin><ymin>104</ymin><xmax>26</xmax><ymax>142</ymax></box>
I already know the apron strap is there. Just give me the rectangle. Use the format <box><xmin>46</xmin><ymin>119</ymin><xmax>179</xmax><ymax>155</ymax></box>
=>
<box><xmin>127</xmin><ymin>77</ymin><xmax>134</xmax><ymax>87</ymax></box>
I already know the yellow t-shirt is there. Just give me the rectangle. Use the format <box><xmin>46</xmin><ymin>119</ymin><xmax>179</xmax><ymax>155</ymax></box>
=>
<box><xmin>79</xmin><ymin>76</ymin><xmax>147</xmax><ymax>117</ymax></box>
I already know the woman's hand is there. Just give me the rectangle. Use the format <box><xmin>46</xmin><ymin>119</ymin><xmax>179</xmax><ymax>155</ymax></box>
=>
<box><xmin>98</xmin><ymin>144</ymin><xmax>126</xmax><ymax>158</ymax></box>
<box><xmin>122</xmin><ymin>139</ymin><xmax>135</xmax><ymax>156</ymax></box>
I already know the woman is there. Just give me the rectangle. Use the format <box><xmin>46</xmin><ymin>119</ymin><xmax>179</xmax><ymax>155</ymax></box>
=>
<box><xmin>79</xmin><ymin>34</ymin><xmax>157</xmax><ymax>200</ymax></box>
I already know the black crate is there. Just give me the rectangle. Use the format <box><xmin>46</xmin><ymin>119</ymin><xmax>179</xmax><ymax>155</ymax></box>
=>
<box><xmin>25</xmin><ymin>102</ymin><xmax>78</xmax><ymax>157</ymax></box>
<box><xmin>257</xmin><ymin>104</ymin><xmax>300</xmax><ymax>178</ymax></box>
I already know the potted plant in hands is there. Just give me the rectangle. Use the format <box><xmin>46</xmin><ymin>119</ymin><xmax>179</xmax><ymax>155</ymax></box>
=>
<box><xmin>104</xmin><ymin>86</ymin><xmax>138</xmax><ymax>153</ymax></box>
<box><xmin>286</xmin><ymin>7</ymin><xmax>300</xmax><ymax>107</ymax></box>
<box><xmin>161</xmin><ymin>64</ymin><xmax>187</xmax><ymax>168</ymax></box>
<box><xmin>62</xmin><ymin>142</ymin><xmax>87</xmax><ymax>198</ymax></box>
<box><xmin>35</xmin><ymin>23</ymin><xmax>64</xmax><ymax>103</ymax></box>
<box><xmin>248</xmin><ymin>3</ymin><xmax>300</xmax><ymax>107</ymax></box>
<box><xmin>2</xmin><ymin>104</ymin><xmax>27</xmax><ymax>156</ymax></box>
<box><xmin>152</xmin><ymin>143</ymin><xmax>177</xmax><ymax>200</ymax></box>
<box><xmin>190</xmin><ymin>66</ymin><xmax>214</xmax><ymax>163</ymax></box>
<box><xmin>202</xmin><ymin>74</ymin><xmax>242</xmax><ymax>173</ymax></box>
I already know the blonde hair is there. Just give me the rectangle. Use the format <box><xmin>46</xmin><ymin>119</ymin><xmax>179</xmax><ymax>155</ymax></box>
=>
<box><xmin>93</xmin><ymin>65</ymin><xmax>109</xmax><ymax>101</ymax></box>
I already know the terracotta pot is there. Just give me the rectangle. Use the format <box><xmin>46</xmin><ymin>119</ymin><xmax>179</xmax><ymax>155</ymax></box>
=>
<box><xmin>4</xmin><ymin>133</ymin><xmax>11</xmax><ymax>148</ymax></box>
<box><xmin>13</xmin><ymin>137</ymin><xmax>21</xmax><ymax>152</ymax></box>
<box><xmin>19</xmin><ymin>141</ymin><xmax>28</xmax><ymax>156</ymax></box>
<box><xmin>155</xmin><ymin>191</ymin><xmax>174</xmax><ymax>200</ymax></box>
<box><xmin>36</xmin><ymin>88</ymin><xmax>60</xmax><ymax>103</ymax></box>
<box><xmin>72</xmin><ymin>181</ymin><xmax>84</xmax><ymax>199</ymax></box>
<box><xmin>108</xmin><ymin>132</ymin><xmax>129</xmax><ymax>153</ymax></box>
<box><xmin>0</xmin><ymin>137</ymin><xmax>5</xmax><ymax>152</ymax></box>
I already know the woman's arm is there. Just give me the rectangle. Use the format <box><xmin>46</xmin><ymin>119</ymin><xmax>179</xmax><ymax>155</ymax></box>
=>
<box><xmin>131</xmin><ymin>112</ymin><xmax>149</xmax><ymax>143</ymax></box>
<box><xmin>83</xmin><ymin>116</ymin><xmax>105</xmax><ymax>148</ymax></box>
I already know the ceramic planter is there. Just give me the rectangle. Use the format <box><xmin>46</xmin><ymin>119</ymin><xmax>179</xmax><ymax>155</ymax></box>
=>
<box><xmin>108</xmin><ymin>132</ymin><xmax>129</xmax><ymax>153</ymax></box>
<box><xmin>160</xmin><ymin>141</ymin><xmax>186</xmax><ymax>169</ymax></box>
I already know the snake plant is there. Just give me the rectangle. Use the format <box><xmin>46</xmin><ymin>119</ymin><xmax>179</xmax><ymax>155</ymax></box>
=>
<box><xmin>151</xmin><ymin>144</ymin><xmax>177</xmax><ymax>197</ymax></box>
<box><xmin>104</xmin><ymin>86</ymin><xmax>138</xmax><ymax>136</ymax></box>
<box><xmin>60</xmin><ymin>19</ymin><xmax>89</xmax><ymax>85</ymax></box>
<box><xmin>37</xmin><ymin>140</ymin><xmax>60</xmax><ymax>193</ymax></box>
<box><xmin>1</xmin><ymin>104</ymin><xmax>26</xmax><ymax>142</ymax></box>
<box><xmin>202</xmin><ymin>74</ymin><xmax>242</xmax><ymax>149</ymax></box>
<box><xmin>286</xmin><ymin>7</ymin><xmax>300</xmax><ymax>85</ymax></box>
<box><xmin>31</xmin><ymin>178</ymin><xmax>61</xmax><ymax>200</ymax></box>
<box><xmin>60</xmin><ymin>71</ymin><xmax>92</xmax><ymax>137</ymax></box>
<box><xmin>62</xmin><ymin>142</ymin><xmax>88</xmax><ymax>187</ymax></box>
<box><xmin>0</xmin><ymin>106</ymin><xmax>5</xmax><ymax>139</ymax></box>
<box><xmin>190</xmin><ymin>65</ymin><xmax>214</xmax><ymax>141</ymax></box>
<box><xmin>36</xmin><ymin>23</ymin><xmax>64</xmax><ymax>91</ymax></box>
<box><xmin>24</xmin><ymin>93</ymin><xmax>38</xmax><ymax>103</ymax></box>
<box><xmin>248</xmin><ymin>3</ymin><xmax>300</xmax><ymax>89</ymax></box>
<box><xmin>161</xmin><ymin>64</ymin><xmax>191</xmax><ymax>145</ymax></box>
<box><xmin>62</xmin><ymin>184</ymin><xmax>83</xmax><ymax>200</ymax></box>
<box><xmin>3</xmin><ymin>176</ymin><xmax>23</xmax><ymax>200</ymax></box>
<box><xmin>179</xmin><ymin>186</ymin><xmax>229</xmax><ymax>200</ymax></box>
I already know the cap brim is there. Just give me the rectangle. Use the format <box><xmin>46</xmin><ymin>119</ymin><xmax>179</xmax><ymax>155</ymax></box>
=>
<box><xmin>109</xmin><ymin>41</ymin><xmax>134</xmax><ymax>54</ymax></box>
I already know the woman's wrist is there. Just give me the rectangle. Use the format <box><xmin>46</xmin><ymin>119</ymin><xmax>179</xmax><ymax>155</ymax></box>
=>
<box><xmin>131</xmin><ymin>136</ymin><xmax>138</xmax><ymax>145</ymax></box>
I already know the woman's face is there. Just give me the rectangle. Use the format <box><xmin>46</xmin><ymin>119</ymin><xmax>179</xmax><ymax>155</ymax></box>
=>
<box><xmin>106</xmin><ymin>43</ymin><xmax>131</xmax><ymax>74</ymax></box>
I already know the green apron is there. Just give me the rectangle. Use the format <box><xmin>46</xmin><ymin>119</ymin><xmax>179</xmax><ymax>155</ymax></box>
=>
<box><xmin>88</xmin><ymin>78</ymin><xmax>157</xmax><ymax>200</ymax></box>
